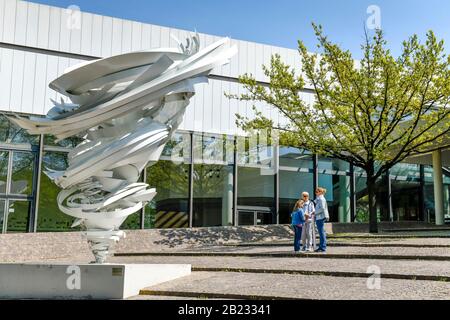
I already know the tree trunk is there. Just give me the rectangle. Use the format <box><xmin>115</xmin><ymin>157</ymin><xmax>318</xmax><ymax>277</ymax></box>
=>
<box><xmin>367</xmin><ymin>174</ymin><xmax>379</xmax><ymax>234</ymax></box>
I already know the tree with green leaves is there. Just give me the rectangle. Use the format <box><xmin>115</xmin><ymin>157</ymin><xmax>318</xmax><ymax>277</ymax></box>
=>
<box><xmin>228</xmin><ymin>24</ymin><xmax>450</xmax><ymax>233</ymax></box>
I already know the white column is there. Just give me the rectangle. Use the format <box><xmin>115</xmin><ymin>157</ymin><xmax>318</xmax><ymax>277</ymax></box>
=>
<box><xmin>338</xmin><ymin>175</ymin><xmax>351</xmax><ymax>223</ymax></box>
<box><xmin>222</xmin><ymin>166</ymin><xmax>233</xmax><ymax>226</ymax></box>
<box><xmin>432</xmin><ymin>150</ymin><xmax>445</xmax><ymax>225</ymax></box>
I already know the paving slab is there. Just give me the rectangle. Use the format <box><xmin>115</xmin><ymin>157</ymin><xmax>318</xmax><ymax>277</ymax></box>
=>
<box><xmin>140</xmin><ymin>271</ymin><xmax>450</xmax><ymax>300</ymax></box>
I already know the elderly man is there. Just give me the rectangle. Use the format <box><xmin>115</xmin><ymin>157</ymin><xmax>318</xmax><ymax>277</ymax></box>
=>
<box><xmin>300</xmin><ymin>192</ymin><xmax>316</xmax><ymax>251</ymax></box>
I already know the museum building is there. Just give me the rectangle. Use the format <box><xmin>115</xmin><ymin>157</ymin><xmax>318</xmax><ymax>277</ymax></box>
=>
<box><xmin>0</xmin><ymin>0</ymin><xmax>448</xmax><ymax>234</ymax></box>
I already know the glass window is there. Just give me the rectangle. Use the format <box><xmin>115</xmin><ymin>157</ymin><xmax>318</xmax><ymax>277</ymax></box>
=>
<box><xmin>278</xmin><ymin>147</ymin><xmax>314</xmax><ymax>224</ymax></box>
<box><xmin>444</xmin><ymin>168</ymin><xmax>450</xmax><ymax>222</ymax></box>
<box><xmin>319</xmin><ymin>174</ymin><xmax>351</xmax><ymax>223</ymax></box>
<box><xmin>37</xmin><ymin>152</ymin><xmax>79</xmax><ymax>232</ymax></box>
<box><xmin>0</xmin><ymin>151</ymin><xmax>8</xmax><ymax>194</ymax></box>
<box><xmin>0</xmin><ymin>200</ymin><xmax>5</xmax><ymax>232</ymax></box>
<box><xmin>0</xmin><ymin>114</ymin><xmax>39</xmax><ymax>145</ymax></box>
<box><xmin>318</xmin><ymin>157</ymin><xmax>350</xmax><ymax>174</ymax></box>
<box><xmin>10</xmin><ymin>151</ymin><xmax>35</xmax><ymax>196</ymax></box>
<box><xmin>423</xmin><ymin>165</ymin><xmax>450</xmax><ymax>223</ymax></box>
<box><xmin>390</xmin><ymin>163</ymin><xmax>421</xmax><ymax>222</ymax></box>
<box><xmin>354</xmin><ymin>169</ymin><xmax>388</xmax><ymax>223</ymax></box>
<box><xmin>43</xmin><ymin>134</ymin><xmax>83</xmax><ymax>149</ymax></box>
<box><xmin>237</xmin><ymin>166</ymin><xmax>274</xmax><ymax>222</ymax></box>
<box><xmin>5</xmin><ymin>200</ymin><xmax>29</xmax><ymax>233</ymax></box>
<box><xmin>279</xmin><ymin>147</ymin><xmax>313</xmax><ymax>169</ymax></box>
<box><xmin>237</xmin><ymin>134</ymin><xmax>275</xmax><ymax>167</ymax></box>
<box><xmin>193</xmin><ymin>164</ymin><xmax>233</xmax><ymax>227</ymax></box>
<box><xmin>145</xmin><ymin>161</ymin><xmax>189</xmax><ymax>229</ymax></box>
<box><xmin>192</xmin><ymin>133</ymin><xmax>234</xmax><ymax>227</ymax></box>
<box><xmin>279</xmin><ymin>170</ymin><xmax>313</xmax><ymax>224</ymax></box>
<box><xmin>121</xmin><ymin>212</ymin><xmax>141</xmax><ymax>230</ymax></box>
<box><xmin>160</xmin><ymin>132</ymin><xmax>191</xmax><ymax>163</ymax></box>
<box><xmin>193</xmin><ymin>133</ymin><xmax>234</xmax><ymax>165</ymax></box>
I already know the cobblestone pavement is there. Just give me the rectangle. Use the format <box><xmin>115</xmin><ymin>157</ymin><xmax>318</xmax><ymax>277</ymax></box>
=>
<box><xmin>138</xmin><ymin>271</ymin><xmax>450</xmax><ymax>300</ymax></box>
<box><xmin>110</xmin><ymin>255</ymin><xmax>450</xmax><ymax>278</ymax></box>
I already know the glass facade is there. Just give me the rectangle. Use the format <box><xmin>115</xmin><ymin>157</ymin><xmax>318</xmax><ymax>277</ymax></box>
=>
<box><xmin>143</xmin><ymin>132</ymin><xmax>191</xmax><ymax>229</ymax></box>
<box><xmin>279</xmin><ymin>147</ymin><xmax>314</xmax><ymax>224</ymax></box>
<box><xmin>37</xmin><ymin>151</ymin><xmax>78</xmax><ymax>232</ymax></box>
<box><xmin>0</xmin><ymin>113</ymin><xmax>449</xmax><ymax>233</ymax></box>
<box><xmin>192</xmin><ymin>133</ymin><xmax>234</xmax><ymax>227</ymax></box>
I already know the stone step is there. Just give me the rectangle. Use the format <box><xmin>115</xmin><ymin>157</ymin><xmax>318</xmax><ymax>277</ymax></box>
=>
<box><xmin>383</xmin><ymin>227</ymin><xmax>450</xmax><ymax>233</ymax></box>
<box><xmin>138</xmin><ymin>271</ymin><xmax>450</xmax><ymax>300</ymax></box>
<box><xmin>115</xmin><ymin>252</ymin><xmax>450</xmax><ymax>261</ymax></box>
<box><xmin>225</xmin><ymin>242</ymin><xmax>450</xmax><ymax>248</ymax></box>
<box><xmin>114</xmin><ymin>245</ymin><xmax>450</xmax><ymax>261</ymax></box>
<box><xmin>110</xmin><ymin>255</ymin><xmax>450</xmax><ymax>280</ymax></box>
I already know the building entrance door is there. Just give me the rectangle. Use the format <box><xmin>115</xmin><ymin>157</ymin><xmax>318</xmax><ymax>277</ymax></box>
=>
<box><xmin>236</xmin><ymin>206</ymin><xmax>272</xmax><ymax>226</ymax></box>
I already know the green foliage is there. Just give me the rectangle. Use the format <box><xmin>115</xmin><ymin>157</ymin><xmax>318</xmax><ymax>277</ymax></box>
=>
<box><xmin>229</xmin><ymin>24</ymin><xmax>450</xmax><ymax>179</ymax></box>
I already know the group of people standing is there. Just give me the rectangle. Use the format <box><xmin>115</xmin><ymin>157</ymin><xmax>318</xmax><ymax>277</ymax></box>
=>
<box><xmin>291</xmin><ymin>187</ymin><xmax>330</xmax><ymax>253</ymax></box>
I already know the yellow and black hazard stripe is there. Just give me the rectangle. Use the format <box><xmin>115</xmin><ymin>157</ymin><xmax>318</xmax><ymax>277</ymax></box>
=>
<box><xmin>155</xmin><ymin>211</ymin><xmax>189</xmax><ymax>228</ymax></box>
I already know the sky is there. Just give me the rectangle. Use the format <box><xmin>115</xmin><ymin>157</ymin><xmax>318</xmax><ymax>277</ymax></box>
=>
<box><xmin>29</xmin><ymin>0</ymin><xmax>450</xmax><ymax>59</ymax></box>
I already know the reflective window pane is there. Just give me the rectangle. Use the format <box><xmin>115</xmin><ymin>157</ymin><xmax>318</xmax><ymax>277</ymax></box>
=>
<box><xmin>390</xmin><ymin>164</ymin><xmax>421</xmax><ymax>221</ymax></box>
<box><xmin>423</xmin><ymin>165</ymin><xmax>450</xmax><ymax>223</ymax></box>
<box><xmin>193</xmin><ymin>164</ymin><xmax>233</xmax><ymax>227</ymax></box>
<box><xmin>237</xmin><ymin>135</ymin><xmax>275</xmax><ymax>167</ymax></box>
<box><xmin>279</xmin><ymin>147</ymin><xmax>312</xmax><ymax>169</ymax></box>
<box><xmin>10</xmin><ymin>151</ymin><xmax>34</xmax><ymax>196</ymax></box>
<box><xmin>355</xmin><ymin>172</ymin><xmax>387</xmax><ymax>223</ymax></box>
<box><xmin>279</xmin><ymin>147</ymin><xmax>314</xmax><ymax>224</ymax></box>
<box><xmin>44</xmin><ymin>135</ymin><xmax>83</xmax><ymax>149</ymax></box>
<box><xmin>318</xmin><ymin>157</ymin><xmax>350</xmax><ymax>174</ymax></box>
<box><xmin>6</xmin><ymin>200</ymin><xmax>29</xmax><ymax>233</ymax></box>
<box><xmin>237</xmin><ymin>166</ymin><xmax>274</xmax><ymax>223</ymax></box>
<box><xmin>121</xmin><ymin>212</ymin><xmax>141</xmax><ymax>230</ymax></box>
<box><xmin>0</xmin><ymin>200</ymin><xmax>5</xmax><ymax>232</ymax></box>
<box><xmin>160</xmin><ymin>132</ymin><xmax>191</xmax><ymax>163</ymax></box>
<box><xmin>193</xmin><ymin>133</ymin><xmax>234</xmax><ymax>165</ymax></box>
<box><xmin>0</xmin><ymin>114</ymin><xmax>39</xmax><ymax>144</ymax></box>
<box><xmin>37</xmin><ymin>152</ymin><xmax>79</xmax><ymax>232</ymax></box>
<box><xmin>318</xmin><ymin>174</ymin><xmax>351</xmax><ymax>223</ymax></box>
<box><xmin>145</xmin><ymin>161</ymin><xmax>189</xmax><ymax>229</ymax></box>
<box><xmin>0</xmin><ymin>151</ymin><xmax>8</xmax><ymax>194</ymax></box>
<box><xmin>279</xmin><ymin>170</ymin><xmax>313</xmax><ymax>224</ymax></box>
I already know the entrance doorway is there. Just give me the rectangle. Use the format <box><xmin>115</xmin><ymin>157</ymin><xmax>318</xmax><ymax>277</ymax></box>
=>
<box><xmin>236</xmin><ymin>206</ymin><xmax>272</xmax><ymax>226</ymax></box>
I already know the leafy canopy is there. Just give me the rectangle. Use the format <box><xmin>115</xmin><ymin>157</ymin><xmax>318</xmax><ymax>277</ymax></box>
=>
<box><xmin>229</xmin><ymin>24</ymin><xmax>450</xmax><ymax>179</ymax></box>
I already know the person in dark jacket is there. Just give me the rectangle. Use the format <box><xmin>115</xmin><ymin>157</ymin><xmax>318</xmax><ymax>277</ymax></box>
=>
<box><xmin>291</xmin><ymin>200</ymin><xmax>306</xmax><ymax>253</ymax></box>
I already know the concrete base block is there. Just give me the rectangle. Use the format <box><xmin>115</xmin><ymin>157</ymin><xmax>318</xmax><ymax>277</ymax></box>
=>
<box><xmin>0</xmin><ymin>263</ymin><xmax>191</xmax><ymax>299</ymax></box>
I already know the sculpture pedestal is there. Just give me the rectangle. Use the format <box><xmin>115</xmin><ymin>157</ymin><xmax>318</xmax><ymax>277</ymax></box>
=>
<box><xmin>0</xmin><ymin>263</ymin><xmax>191</xmax><ymax>299</ymax></box>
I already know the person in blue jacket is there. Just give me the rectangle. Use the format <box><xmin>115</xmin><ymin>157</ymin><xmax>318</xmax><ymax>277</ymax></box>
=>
<box><xmin>314</xmin><ymin>187</ymin><xmax>330</xmax><ymax>253</ymax></box>
<box><xmin>291</xmin><ymin>199</ymin><xmax>306</xmax><ymax>253</ymax></box>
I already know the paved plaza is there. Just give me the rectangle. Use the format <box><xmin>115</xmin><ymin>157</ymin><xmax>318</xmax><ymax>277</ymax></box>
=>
<box><xmin>1</xmin><ymin>226</ymin><xmax>449</xmax><ymax>300</ymax></box>
<box><xmin>109</xmin><ymin>235</ymin><xmax>450</xmax><ymax>300</ymax></box>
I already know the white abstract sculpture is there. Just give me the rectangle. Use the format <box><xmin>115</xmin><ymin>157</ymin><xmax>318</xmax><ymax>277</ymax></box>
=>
<box><xmin>7</xmin><ymin>35</ymin><xmax>237</xmax><ymax>263</ymax></box>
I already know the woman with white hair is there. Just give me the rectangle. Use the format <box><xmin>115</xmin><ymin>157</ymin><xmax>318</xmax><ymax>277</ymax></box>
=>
<box><xmin>300</xmin><ymin>191</ymin><xmax>315</xmax><ymax>252</ymax></box>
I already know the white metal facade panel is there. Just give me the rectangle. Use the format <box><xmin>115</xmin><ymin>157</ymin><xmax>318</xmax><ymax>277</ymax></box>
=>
<box><xmin>0</xmin><ymin>0</ymin><xmax>315</xmax><ymax>136</ymax></box>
